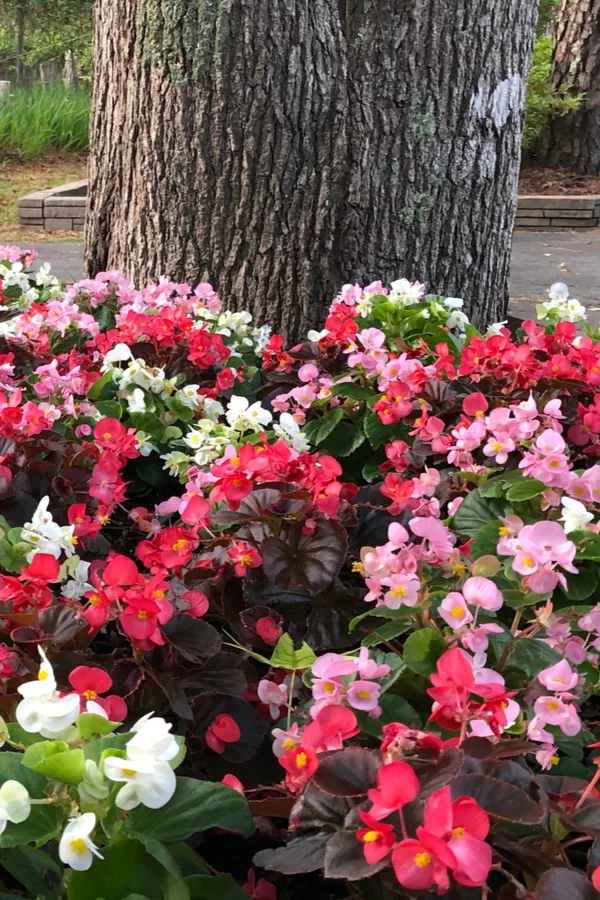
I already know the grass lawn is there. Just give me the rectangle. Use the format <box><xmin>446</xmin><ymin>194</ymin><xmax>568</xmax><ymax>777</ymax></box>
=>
<box><xmin>0</xmin><ymin>151</ymin><xmax>87</xmax><ymax>243</ymax></box>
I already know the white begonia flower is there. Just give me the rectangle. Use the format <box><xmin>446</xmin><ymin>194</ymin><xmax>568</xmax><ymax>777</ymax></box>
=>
<box><xmin>17</xmin><ymin>646</ymin><xmax>56</xmax><ymax>698</ymax></box>
<box><xmin>225</xmin><ymin>395</ymin><xmax>272</xmax><ymax>432</ymax></box>
<box><xmin>485</xmin><ymin>321</ymin><xmax>508</xmax><ymax>337</ymax></box>
<box><xmin>446</xmin><ymin>310</ymin><xmax>469</xmax><ymax>331</ymax></box>
<box><xmin>135</xmin><ymin>432</ymin><xmax>158</xmax><ymax>457</ymax></box>
<box><xmin>307</xmin><ymin>328</ymin><xmax>329</xmax><ymax>343</ymax></box>
<box><xmin>203</xmin><ymin>398</ymin><xmax>225</xmax><ymax>422</ymax></box>
<box><xmin>273</xmin><ymin>413</ymin><xmax>310</xmax><ymax>452</ymax></box>
<box><xmin>35</xmin><ymin>262</ymin><xmax>56</xmax><ymax>288</ymax></box>
<box><xmin>127</xmin><ymin>388</ymin><xmax>147</xmax><ymax>414</ymax></box>
<box><xmin>16</xmin><ymin>647</ymin><xmax>80</xmax><ymax>736</ymax></box>
<box><xmin>560</xmin><ymin>497</ymin><xmax>594</xmax><ymax>534</ymax></box>
<box><xmin>565</xmin><ymin>298</ymin><xmax>586</xmax><ymax>322</ymax></box>
<box><xmin>0</xmin><ymin>781</ymin><xmax>31</xmax><ymax>834</ymax></box>
<box><xmin>127</xmin><ymin>713</ymin><xmax>179</xmax><ymax>761</ymax></box>
<box><xmin>59</xmin><ymin>813</ymin><xmax>103</xmax><ymax>871</ymax></box>
<box><xmin>178</xmin><ymin>384</ymin><xmax>203</xmax><ymax>409</ymax></box>
<box><xmin>103</xmin><ymin>754</ymin><xmax>176</xmax><ymax>810</ymax></box>
<box><xmin>21</xmin><ymin>496</ymin><xmax>76</xmax><ymax>562</ymax></box>
<box><xmin>389</xmin><ymin>279</ymin><xmax>426</xmax><ymax>305</ymax></box>
<box><xmin>61</xmin><ymin>560</ymin><xmax>93</xmax><ymax>600</ymax></box>
<box><xmin>444</xmin><ymin>297</ymin><xmax>464</xmax><ymax>309</ymax></box>
<box><xmin>103</xmin><ymin>344</ymin><xmax>133</xmax><ymax>367</ymax></box>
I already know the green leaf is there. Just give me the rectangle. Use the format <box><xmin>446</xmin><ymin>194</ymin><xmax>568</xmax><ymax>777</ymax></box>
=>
<box><xmin>502</xmin><ymin>589</ymin><xmax>540</xmax><ymax>609</ymax></box>
<box><xmin>22</xmin><ymin>739</ymin><xmax>69</xmax><ymax>768</ymax></box>
<box><xmin>67</xmin><ymin>837</ymin><xmax>166</xmax><ymax>900</ymax></box>
<box><xmin>88</xmin><ymin>370</ymin><xmax>115</xmax><ymax>401</ymax></box>
<box><xmin>83</xmin><ymin>731</ymin><xmax>132</xmax><ymax>765</ymax></box>
<box><xmin>356</xmin><ymin>694</ymin><xmax>421</xmax><ymax>737</ymax></box>
<box><xmin>30</xmin><ymin>747</ymin><xmax>85</xmax><ymax>787</ymax></box>
<box><xmin>361</xmin><ymin>619</ymin><xmax>412</xmax><ymax>647</ymax></box>
<box><xmin>269</xmin><ymin>634</ymin><xmax>316</xmax><ymax>670</ymax></box>
<box><xmin>95</xmin><ymin>399</ymin><xmax>123</xmax><ymax>419</ymax></box>
<box><xmin>186</xmin><ymin>875</ymin><xmax>247</xmax><ymax>900</ymax></box>
<box><xmin>302</xmin><ymin>408</ymin><xmax>344</xmax><ymax>446</ymax></box>
<box><xmin>349</xmin><ymin>605</ymin><xmax>413</xmax><ymax>632</ymax></box>
<box><xmin>363</xmin><ymin>411</ymin><xmax>406</xmax><ymax>449</ymax></box>
<box><xmin>471</xmin><ymin>521</ymin><xmax>502</xmax><ymax>559</ymax></box>
<box><xmin>7</xmin><ymin>723</ymin><xmax>45</xmax><ymax>748</ymax></box>
<box><xmin>403</xmin><ymin>628</ymin><xmax>446</xmax><ymax>676</ymax></box>
<box><xmin>452</xmin><ymin>490</ymin><xmax>510</xmax><ymax>539</ymax></box>
<box><xmin>479</xmin><ymin>470</ymin><xmax>525</xmax><ymax>499</ymax></box>
<box><xmin>0</xmin><ymin>753</ymin><xmax>62</xmax><ymax>847</ymax></box>
<box><xmin>1</xmin><ymin>845</ymin><xmax>62</xmax><ymax>898</ymax></box>
<box><xmin>130</xmin><ymin>411</ymin><xmax>165</xmax><ymax>439</ymax></box>
<box><xmin>505</xmin><ymin>478</ymin><xmax>546</xmax><ymax>502</ymax></box>
<box><xmin>572</xmin><ymin>530</ymin><xmax>600</xmax><ymax>561</ymax></box>
<box><xmin>125</xmin><ymin>777</ymin><xmax>253</xmax><ymax>843</ymax></box>
<box><xmin>330</xmin><ymin>382</ymin><xmax>373</xmax><ymax>401</ymax></box>
<box><xmin>76</xmin><ymin>713</ymin><xmax>121</xmax><ymax>740</ymax></box>
<box><xmin>319</xmin><ymin>420</ymin><xmax>366</xmax><ymax>457</ymax></box>
<box><xmin>559</xmin><ymin>567</ymin><xmax>599</xmax><ymax>602</ymax></box>
<box><xmin>361</xmin><ymin>458</ymin><xmax>384</xmax><ymax>484</ymax></box>
<box><xmin>508</xmin><ymin>637</ymin><xmax>562</xmax><ymax>677</ymax></box>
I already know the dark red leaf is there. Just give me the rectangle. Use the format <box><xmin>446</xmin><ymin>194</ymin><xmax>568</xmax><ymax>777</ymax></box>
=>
<box><xmin>450</xmin><ymin>774</ymin><xmax>543</xmax><ymax>824</ymax></box>
<box><xmin>536</xmin><ymin>868</ymin><xmax>597</xmax><ymax>900</ymax></box>
<box><xmin>312</xmin><ymin>748</ymin><xmax>381</xmax><ymax>797</ymax></box>
<box><xmin>161</xmin><ymin>614</ymin><xmax>221</xmax><ymax>662</ymax></box>
<box><xmin>261</xmin><ymin>521</ymin><xmax>348</xmax><ymax>597</ymax></box>
<box><xmin>253</xmin><ymin>835</ymin><xmax>330</xmax><ymax>874</ymax></box>
<box><xmin>324</xmin><ymin>831</ymin><xmax>389</xmax><ymax>881</ymax></box>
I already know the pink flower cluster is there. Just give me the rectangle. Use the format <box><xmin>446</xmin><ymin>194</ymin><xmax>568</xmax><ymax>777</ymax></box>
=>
<box><xmin>528</xmin><ymin>660</ymin><xmax>582</xmax><ymax>767</ymax></box>
<box><xmin>498</xmin><ymin>520</ymin><xmax>577</xmax><ymax>594</ymax></box>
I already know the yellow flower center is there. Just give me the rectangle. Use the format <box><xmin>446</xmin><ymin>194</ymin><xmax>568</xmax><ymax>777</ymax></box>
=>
<box><xmin>137</xmin><ymin>611</ymin><xmax>148</xmax><ymax>621</ymax></box>
<box><xmin>498</xmin><ymin>526</ymin><xmax>509</xmax><ymax>536</ymax></box>
<box><xmin>83</xmin><ymin>689</ymin><xmax>97</xmax><ymax>700</ymax></box>
<box><xmin>296</xmin><ymin>752</ymin><xmax>307</xmax><ymax>769</ymax></box>
<box><xmin>522</xmin><ymin>556</ymin><xmax>534</xmax><ymax>568</ymax></box>
<box><xmin>390</xmin><ymin>585</ymin><xmax>406</xmax><ymax>599</ymax></box>
<box><xmin>550</xmin><ymin>754</ymin><xmax>559</xmax><ymax>765</ymax></box>
<box><xmin>322</xmin><ymin>682</ymin><xmax>336</xmax><ymax>693</ymax></box>
<box><xmin>172</xmin><ymin>539</ymin><xmax>187</xmax><ymax>552</ymax></box>
<box><xmin>154</xmin><ymin>590</ymin><xmax>165</xmax><ymax>600</ymax></box>
<box><xmin>122</xmin><ymin>768</ymin><xmax>137</xmax><ymax>777</ymax></box>
<box><xmin>282</xmin><ymin>739</ymin><xmax>296</xmax><ymax>750</ymax></box>
<box><xmin>452</xmin><ymin>827</ymin><xmax>466</xmax><ymax>840</ymax></box>
<box><xmin>362</xmin><ymin>831</ymin><xmax>380</xmax><ymax>843</ymax></box>
<box><xmin>38</xmin><ymin>670</ymin><xmax>49</xmax><ymax>681</ymax></box>
<box><xmin>357</xmin><ymin>689</ymin><xmax>371</xmax><ymax>700</ymax></box>
<box><xmin>351</xmin><ymin>561</ymin><xmax>365</xmax><ymax>574</ymax></box>
<box><xmin>70</xmin><ymin>838</ymin><xmax>88</xmax><ymax>855</ymax></box>
<box><xmin>451</xmin><ymin>605</ymin><xmax>464</xmax><ymax>618</ymax></box>
<box><xmin>102</xmin><ymin>432</ymin><xmax>112</xmax><ymax>440</ymax></box>
<box><xmin>492</xmin><ymin>442</ymin><xmax>503</xmax><ymax>452</ymax></box>
<box><xmin>415</xmin><ymin>851</ymin><xmax>431</xmax><ymax>868</ymax></box>
<box><xmin>547</xmin><ymin>700</ymin><xmax>559</xmax><ymax>711</ymax></box>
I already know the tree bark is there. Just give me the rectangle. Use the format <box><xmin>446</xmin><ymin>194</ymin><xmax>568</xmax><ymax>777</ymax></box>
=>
<box><xmin>537</xmin><ymin>0</ymin><xmax>600</xmax><ymax>174</ymax></box>
<box><xmin>15</xmin><ymin>0</ymin><xmax>24</xmax><ymax>89</ymax></box>
<box><xmin>86</xmin><ymin>0</ymin><xmax>538</xmax><ymax>340</ymax></box>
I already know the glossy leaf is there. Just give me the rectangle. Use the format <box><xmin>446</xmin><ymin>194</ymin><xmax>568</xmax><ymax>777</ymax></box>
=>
<box><xmin>312</xmin><ymin>748</ymin><xmax>381</xmax><ymax>797</ymax></box>
<box><xmin>450</xmin><ymin>774</ymin><xmax>543</xmax><ymax>823</ymax></box>
<box><xmin>536</xmin><ymin>868</ymin><xmax>597</xmax><ymax>900</ymax></box>
<box><xmin>253</xmin><ymin>835</ymin><xmax>330</xmax><ymax>874</ymax></box>
<box><xmin>162</xmin><ymin>614</ymin><xmax>222</xmax><ymax>662</ymax></box>
<box><xmin>452</xmin><ymin>489</ymin><xmax>510</xmax><ymax>538</ymax></box>
<box><xmin>269</xmin><ymin>633</ymin><xmax>316</xmax><ymax>670</ymax></box>
<box><xmin>402</xmin><ymin>628</ymin><xmax>446</xmax><ymax>676</ymax></box>
<box><xmin>261</xmin><ymin>520</ymin><xmax>348</xmax><ymax>597</ymax></box>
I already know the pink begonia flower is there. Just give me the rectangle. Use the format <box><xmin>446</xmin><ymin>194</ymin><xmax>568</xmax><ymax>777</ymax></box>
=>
<box><xmin>357</xmin><ymin>647</ymin><xmax>390</xmax><ymax>680</ymax></box>
<box><xmin>257</xmin><ymin>680</ymin><xmax>289</xmax><ymax>719</ymax></box>
<box><xmin>380</xmin><ymin>573</ymin><xmax>420</xmax><ymax>609</ymax></box>
<box><xmin>535</xmin><ymin>743</ymin><xmax>559</xmax><ymax>771</ymax></box>
<box><xmin>271</xmin><ymin>723</ymin><xmax>302</xmax><ymax>758</ymax></box>
<box><xmin>155</xmin><ymin>496</ymin><xmax>184</xmax><ymax>516</ymax></box>
<box><xmin>447</xmin><ymin>496</ymin><xmax>463</xmax><ymax>517</ymax></box>
<box><xmin>511</xmin><ymin>392</ymin><xmax>538</xmax><ymax>420</ymax></box>
<box><xmin>311</xmin><ymin>653</ymin><xmax>357</xmax><ymax>679</ymax></box>
<box><xmin>536</xmin><ymin>429</ymin><xmax>566</xmax><ymax>455</ymax></box>
<box><xmin>543</xmin><ymin>398</ymin><xmax>564</xmax><ymax>420</ymax></box>
<box><xmin>565</xmin><ymin>636</ymin><xmax>587</xmax><ymax>664</ymax></box>
<box><xmin>387</xmin><ymin>521</ymin><xmax>409</xmax><ymax>547</ymax></box>
<box><xmin>312</xmin><ymin>677</ymin><xmax>344</xmax><ymax>703</ymax></box>
<box><xmin>298</xmin><ymin>364</ymin><xmax>318</xmax><ymax>383</ymax></box>
<box><xmin>470</xmin><ymin>699</ymin><xmax>520</xmax><ymax>738</ymax></box>
<box><xmin>409</xmin><ymin>517</ymin><xmax>455</xmax><ymax>557</ymax></box>
<box><xmin>439</xmin><ymin>592</ymin><xmax>473</xmax><ymax>630</ymax></box>
<box><xmin>534</xmin><ymin>696</ymin><xmax>581</xmax><ymax>735</ymax></box>
<box><xmin>578</xmin><ymin>605</ymin><xmax>600</xmax><ymax>632</ymax></box>
<box><xmin>538</xmin><ymin>660</ymin><xmax>579</xmax><ymax>693</ymax></box>
<box><xmin>483</xmin><ymin>435</ymin><xmax>515</xmax><ymax>465</ymax></box>
<box><xmin>462</xmin><ymin>577</ymin><xmax>503</xmax><ymax>612</ymax></box>
<box><xmin>357</xmin><ymin>328</ymin><xmax>386</xmax><ymax>351</ymax></box>
<box><xmin>527</xmin><ymin>715</ymin><xmax>554</xmax><ymax>743</ymax></box>
<box><xmin>290</xmin><ymin>385</ymin><xmax>316</xmax><ymax>409</ymax></box>
<box><xmin>461</xmin><ymin>623</ymin><xmax>503</xmax><ymax>654</ymax></box>
<box><xmin>346</xmin><ymin>680</ymin><xmax>381</xmax><ymax>714</ymax></box>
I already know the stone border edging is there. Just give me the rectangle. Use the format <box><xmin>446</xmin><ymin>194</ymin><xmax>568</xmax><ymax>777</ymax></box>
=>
<box><xmin>18</xmin><ymin>180</ymin><xmax>87</xmax><ymax>233</ymax></box>
<box><xmin>516</xmin><ymin>195</ymin><xmax>600</xmax><ymax>230</ymax></box>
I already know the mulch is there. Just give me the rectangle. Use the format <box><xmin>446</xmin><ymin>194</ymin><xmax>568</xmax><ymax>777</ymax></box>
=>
<box><xmin>519</xmin><ymin>167</ymin><xmax>600</xmax><ymax>196</ymax></box>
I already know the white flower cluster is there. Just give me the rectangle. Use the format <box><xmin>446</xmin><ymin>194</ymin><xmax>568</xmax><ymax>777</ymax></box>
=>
<box><xmin>16</xmin><ymin>646</ymin><xmax>81</xmax><ymax>736</ymax></box>
<box><xmin>103</xmin><ymin>712</ymin><xmax>178</xmax><ymax>811</ymax></box>
<box><xmin>193</xmin><ymin>308</ymin><xmax>271</xmax><ymax>354</ymax></box>
<box><xmin>537</xmin><ymin>282</ymin><xmax>586</xmax><ymax>324</ymax></box>
<box><xmin>21</xmin><ymin>496</ymin><xmax>76</xmax><ymax>562</ymax></box>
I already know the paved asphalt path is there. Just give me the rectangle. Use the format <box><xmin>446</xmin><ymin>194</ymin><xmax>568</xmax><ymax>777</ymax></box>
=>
<box><xmin>25</xmin><ymin>231</ymin><xmax>600</xmax><ymax>325</ymax></box>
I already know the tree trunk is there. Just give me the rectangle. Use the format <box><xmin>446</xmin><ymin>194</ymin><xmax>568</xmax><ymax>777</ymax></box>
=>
<box><xmin>86</xmin><ymin>0</ymin><xmax>537</xmax><ymax>340</ymax></box>
<box><xmin>15</xmin><ymin>0</ymin><xmax>24</xmax><ymax>89</ymax></box>
<box><xmin>537</xmin><ymin>0</ymin><xmax>600</xmax><ymax>174</ymax></box>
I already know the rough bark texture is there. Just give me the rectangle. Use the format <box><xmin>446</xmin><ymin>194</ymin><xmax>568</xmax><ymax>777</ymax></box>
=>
<box><xmin>86</xmin><ymin>0</ymin><xmax>538</xmax><ymax>340</ymax></box>
<box><xmin>537</xmin><ymin>0</ymin><xmax>600</xmax><ymax>174</ymax></box>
